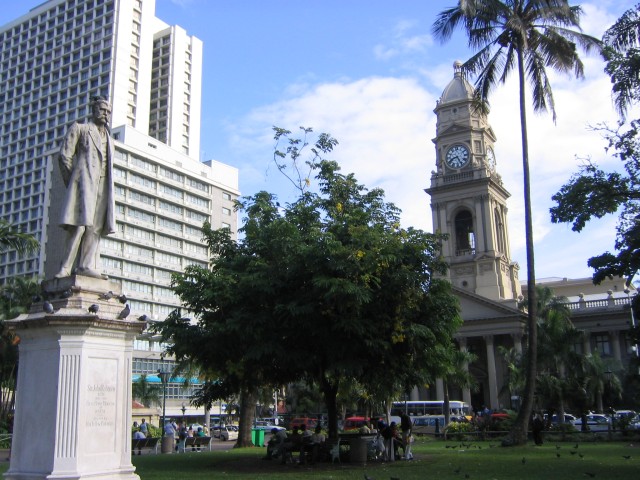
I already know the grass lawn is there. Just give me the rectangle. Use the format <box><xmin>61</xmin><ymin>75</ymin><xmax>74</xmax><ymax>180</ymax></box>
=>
<box><xmin>2</xmin><ymin>437</ymin><xmax>638</xmax><ymax>479</ymax></box>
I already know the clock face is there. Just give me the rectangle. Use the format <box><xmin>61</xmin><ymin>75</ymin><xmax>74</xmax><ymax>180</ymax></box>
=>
<box><xmin>487</xmin><ymin>147</ymin><xmax>496</xmax><ymax>170</ymax></box>
<box><xmin>445</xmin><ymin>144</ymin><xmax>470</xmax><ymax>169</ymax></box>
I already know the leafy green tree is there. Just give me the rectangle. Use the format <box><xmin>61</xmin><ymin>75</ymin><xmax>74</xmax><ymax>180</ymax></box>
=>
<box><xmin>550</xmin><ymin>122</ymin><xmax>640</xmax><ymax>286</ymax></box>
<box><xmin>155</xmin><ymin>128</ymin><xmax>462</xmax><ymax>442</ymax></box>
<box><xmin>432</xmin><ymin>0</ymin><xmax>601</xmax><ymax>446</ymax></box>
<box><xmin>132</xmin><ymin>374</ymin><xmax>162</xmax><ymax>408</ymax></box>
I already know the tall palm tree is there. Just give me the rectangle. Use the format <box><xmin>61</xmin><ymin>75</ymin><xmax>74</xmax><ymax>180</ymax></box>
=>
<box><xmin>433</xmin><ymin>0</ymin><xmax>601</xmax><ymax>445</ymax></box>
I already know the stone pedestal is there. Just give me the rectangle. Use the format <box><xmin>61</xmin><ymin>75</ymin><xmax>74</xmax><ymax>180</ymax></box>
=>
<box><xmin>5</xmin><ymin>276</ymin><xmax>145</xmax><ymax>480</ymax></box>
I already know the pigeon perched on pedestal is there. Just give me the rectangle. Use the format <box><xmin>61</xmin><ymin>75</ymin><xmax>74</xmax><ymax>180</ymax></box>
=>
<box><xmin>117</xmin><ymin>304</ymin><xmax>130</xmax><ymax>319</ymax></box>
<box><xmin>98</xmin><ymin>291</ymin><xmax>114</xmax><ymax>300</ymax></box>
<box><xmin>88</xmin><ymin>304</ymin><xmax>99</xmax><ymax>314</ymax></box>
<box><xmin>43</xmin><ymin>301</ymin><xmax>56</xmax><ymax>314</ymax></box>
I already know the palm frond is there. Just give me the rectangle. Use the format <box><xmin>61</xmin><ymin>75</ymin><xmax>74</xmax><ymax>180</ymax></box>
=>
<box><xmin>0</xmin><ymin>219</ymin><xmax>39</xmax><ymax>256</ymax></box>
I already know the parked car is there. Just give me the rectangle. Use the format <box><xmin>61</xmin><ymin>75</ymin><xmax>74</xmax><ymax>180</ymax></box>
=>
<box><xmin>615</xmin><ymin>410</ymin><xmax>637</xmax><ymax>420</ymax></box>
<box><xmin>545</xmin><ymin>413</ymin><xmax>577</xmax><ymax>425</ymax></box>
<box><xmin>343</xmin><ymin>416</ymin><xmax>371</xmax><ymax>431</ymax></box>
<box><xmin>253</xmin><ymin>421</ymin><xmax>285</xmax><ymax>431</ymax></box>
<box><xmin>212</xmin><ymin>425</ymin><xmax>239</xmax><ymax>441</ymax></box>
<box><xmin>290</xmin><ymin>417</ymin><xmax>317</xmax><ymax>430</ymax></box>
<box><xmin>572</xmin><ymin>414</ymin><xmax>610</xmax><ymax>432</ymax></box>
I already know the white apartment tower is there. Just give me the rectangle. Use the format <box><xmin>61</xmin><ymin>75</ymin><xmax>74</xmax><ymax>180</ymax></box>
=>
<box><xmin>0</xmin><ymin>0</ymin><xmax>225</xmax><ymax>289</ymax></box>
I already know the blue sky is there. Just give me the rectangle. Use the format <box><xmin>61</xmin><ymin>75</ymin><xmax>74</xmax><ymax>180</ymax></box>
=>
<box><xmin>2</xmin><ymin>0</ymin><xmax>638</xmax><ymax>283</ymax></box>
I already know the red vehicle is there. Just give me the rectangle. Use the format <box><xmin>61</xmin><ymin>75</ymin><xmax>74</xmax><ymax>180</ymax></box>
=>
<box><xmin>290</xmin><ymin>417</ymin><xmax>317</xmax><ymax>430</ymax></box>
<box><xmin>343</xmin><ymin>416</ymin><xmax>371</xmax><ymax>431</ymax></box>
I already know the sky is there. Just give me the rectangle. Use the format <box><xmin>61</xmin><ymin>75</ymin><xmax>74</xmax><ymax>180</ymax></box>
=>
<box><xmin>1</xmin><ymin>0</ymin><xmax>638</xmax><ymax>283</ymax></box>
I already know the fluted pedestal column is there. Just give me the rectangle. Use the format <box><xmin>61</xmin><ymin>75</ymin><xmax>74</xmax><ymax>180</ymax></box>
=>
<box><xmin>5</xmin><ymin>275</ymin><xmax>145</xmax><ymax>480</ymax></box>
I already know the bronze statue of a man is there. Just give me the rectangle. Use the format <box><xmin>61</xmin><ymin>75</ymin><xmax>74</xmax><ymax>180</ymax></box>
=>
<box><xmin>54</xmin><ymin>96</ymin><xmax>116</xmax><ymax>279</ymax></box>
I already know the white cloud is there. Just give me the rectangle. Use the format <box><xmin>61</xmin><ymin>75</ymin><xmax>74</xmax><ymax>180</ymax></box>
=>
<box><xmin>230</xmin><ymin>77</ymin><xmax>437</xmax><ymax>229</ymax></box>
<box><xmin>374</xmin><ymin>19</ymin><xmax>434</xmax><ymax>61</ymax></box>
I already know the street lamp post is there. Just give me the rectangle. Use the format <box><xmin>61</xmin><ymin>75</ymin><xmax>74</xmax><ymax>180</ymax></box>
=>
<box><xmin>181</xmin><ymin>403</ymin><xmax>186</xmax><ymax>424</ymax></box>
<box><xmin>157</xmin><ymin>369</ymin><xmax>170</xmax><ymax>433</ymax></box>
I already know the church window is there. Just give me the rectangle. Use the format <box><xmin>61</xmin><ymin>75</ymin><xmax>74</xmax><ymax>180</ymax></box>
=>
<box><xmin>454</xmin><ymin>210</ymin><xmax>475</xmax><ymax>256</ymax></box>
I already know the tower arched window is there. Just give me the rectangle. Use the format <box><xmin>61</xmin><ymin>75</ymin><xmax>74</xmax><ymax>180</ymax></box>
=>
<box><xmin>454</xmin><ymin>210</ymin><xmax>475</xmax><ymax>256</ymax></box>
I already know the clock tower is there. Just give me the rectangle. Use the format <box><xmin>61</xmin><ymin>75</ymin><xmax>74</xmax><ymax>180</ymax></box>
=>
<box><xmin>426</xmin><ymin>62</ymin><xmax>521</xmax><ymax>302</ymax></box>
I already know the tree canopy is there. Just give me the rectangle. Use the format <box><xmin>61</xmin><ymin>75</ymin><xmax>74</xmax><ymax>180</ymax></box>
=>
<box><xmin>153</xmin><ymin>128</ymin><xmax>463</xmax><ymax>442</ymax></box>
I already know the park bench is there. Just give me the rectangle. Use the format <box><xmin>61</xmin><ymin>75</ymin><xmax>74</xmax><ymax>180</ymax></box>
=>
<box><xmin>131</xmin><ymin>437</ymin><xmax>160</xmax><ymax>455</ymax></box>
<box><xmin>182</xmin><ymin>436</ymin><xmax>212</xmax><ymax>452</ymax></box>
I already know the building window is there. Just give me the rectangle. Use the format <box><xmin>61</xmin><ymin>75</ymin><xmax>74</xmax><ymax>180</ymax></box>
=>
<box><xmin>594</xmin><ymin>334</ymin><xmax>611</xmax><ymax>356</ymax></box>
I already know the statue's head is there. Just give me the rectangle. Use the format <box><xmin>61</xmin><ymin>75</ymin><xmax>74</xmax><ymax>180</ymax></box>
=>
<box><xmin>90</xmin><ymin>95</ymin><xmax>111</xmax><ymax>127</ymax></box>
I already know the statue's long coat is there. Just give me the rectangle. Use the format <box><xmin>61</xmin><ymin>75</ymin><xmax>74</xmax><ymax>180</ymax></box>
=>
<box><xmin>57</xmin><ymin>121</ymin><xmax>116</xmax><ymax>234</ymax></box>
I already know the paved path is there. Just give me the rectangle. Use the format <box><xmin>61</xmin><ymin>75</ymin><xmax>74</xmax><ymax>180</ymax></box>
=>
<box><xmin>0</xmin><ymin>439</ymin><xmax>237</xmax><ymax>462</ymax></box>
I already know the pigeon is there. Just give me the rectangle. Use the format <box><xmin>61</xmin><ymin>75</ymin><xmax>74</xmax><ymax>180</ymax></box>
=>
<box><xmin>137</xmin><ymin>314</ymin><xmax>150</xmax><ymax>322</ymax></box>
<box><xmin>364</xmin><ymin>475</ymin><xmax>375</xmax><ymax>480</ymax></box>
<box><xmin>88</xmin><ymin>304</ymin><xmax>99</xmax><ymax>314</ymax></box>
<box><xmin>117</xmin><ymin>294</ymin><xmax>127</xmax><ymax>304</ymax></box>
<box><xmin>556</xmin><ymin>453</ymin><xmax>561</xmax><ymax>458</ymax></box>
<box><xmin>622</xmin><ymin>455</ymin><xmax>631</xmax><ymax>460</ymax></box>
<box><xmin>522</xmin><ymin>457</ymin><xmax>526</xmax><ymax>464</ymax></box>
<box><xmin>579</xmin><ymin>453</ymin><xmax>585</xmax><ymax>458</ymax></box>
<box><xmin>61</xmin><ymin>289</ymin><xmax>73</xmax><ymax>298</ymax></box>
<box><xmin>584</xmin><ymin>473</ymin><xmax>595</xmax><ymax>478</ymax></box>
<box><xmin>98</xmin><ymin>291</ymin><xmax>114</xmax><ymax>300</ymax></box>
<box><xmin>454</xmin><ymin>467</ymin><xmax>461</xmax><ymax>473</ymax></box>
<box><xmin>43</xmin><ymin>301</ymin><xmax>55</xmax><ymax>314</ymax></box>
<box><xmin>117</xmin><ymin>304</ymin><xmax>130</xmax><ymax>319</ymax></box>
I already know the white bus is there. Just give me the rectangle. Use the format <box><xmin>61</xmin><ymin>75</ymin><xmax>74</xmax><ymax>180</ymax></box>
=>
<box><xmin>390</xmin><ymin>400</ymin><xmax>470</xmax><ymax>424</ymax></box>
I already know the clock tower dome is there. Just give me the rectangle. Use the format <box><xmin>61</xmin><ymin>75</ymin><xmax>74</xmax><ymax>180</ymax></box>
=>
<box><xmin>426</xmin><ymin>62</ymin><xmax>521</xmax><ymax>301</ymax></box>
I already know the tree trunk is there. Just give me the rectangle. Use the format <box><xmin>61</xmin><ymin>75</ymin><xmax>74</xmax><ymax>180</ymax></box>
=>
<box><xmin>236</xmin><ymin>386</ymin><xmax>258</xmax><ymax>448</ymax></box>
<box><xmin>503</xmin><ymin>46</ymin><xmax>538</xmax><ymax>447</ymax></box>
<box><xmin>320</xmin><ymin>375</ymin><xmax>339</xmax><ymax>440</ymax></box>
<box><xmin>443</xmin><ymin>380</ymin><xmax>451</xmax><ymax>426</ymax></box>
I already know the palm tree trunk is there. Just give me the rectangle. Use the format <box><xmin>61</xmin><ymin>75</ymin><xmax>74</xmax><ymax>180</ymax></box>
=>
<box><xmin>504</xmin><ymin>46</ymin><xmax>538</xmax><ymax>447</ymax></box>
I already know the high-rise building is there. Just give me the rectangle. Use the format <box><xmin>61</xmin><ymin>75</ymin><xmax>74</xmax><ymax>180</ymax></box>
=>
<box><xmin>0</xmin><ymin>0</ymin><xmax>214</xmax><ymax>282</ymax></box>
<box><xmin>1</xmin><ymin>0</ymin><xmax>239</xmax><ymax>423</ymax></box>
